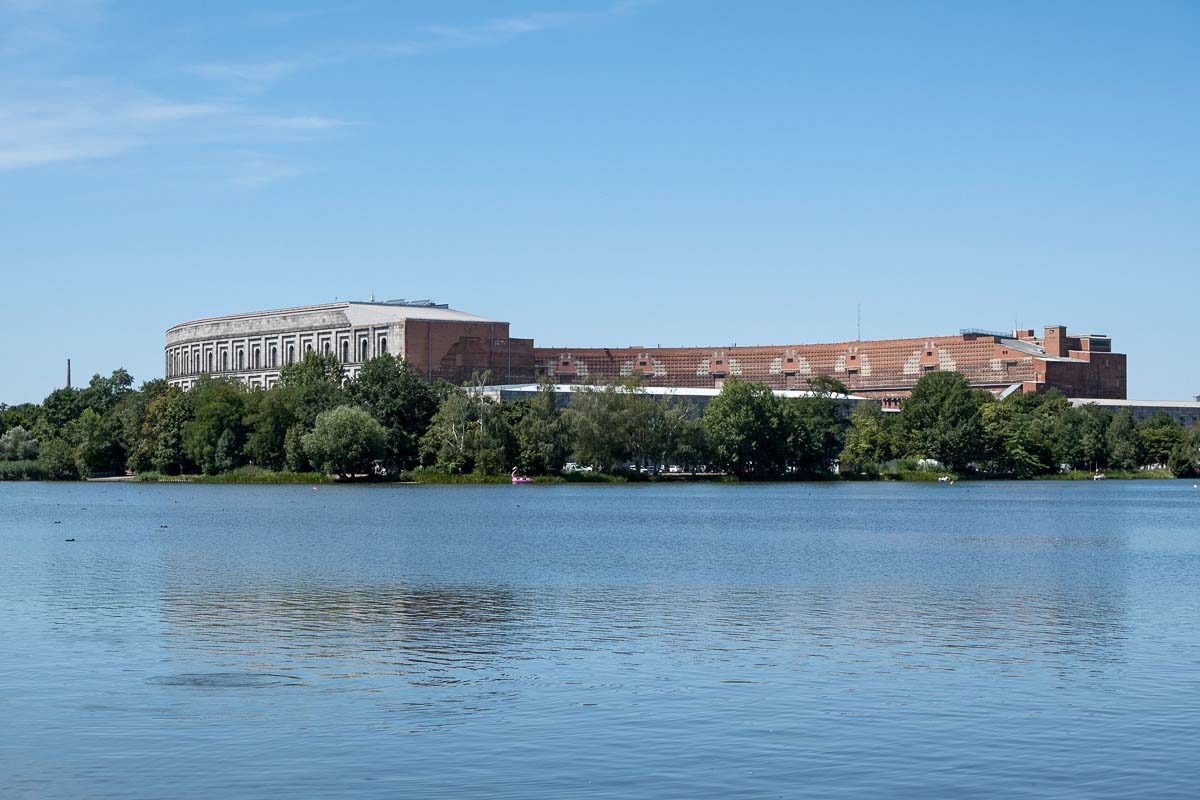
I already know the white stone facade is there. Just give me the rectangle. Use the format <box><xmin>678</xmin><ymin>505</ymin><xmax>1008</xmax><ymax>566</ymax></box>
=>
<box><xmin>165</xmin><ymin>301</ymin><xmax>495</xmax><ymax>390</ymax></box>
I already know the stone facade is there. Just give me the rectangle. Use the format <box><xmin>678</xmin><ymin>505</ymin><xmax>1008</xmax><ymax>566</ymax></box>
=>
<box><xmin>165</xmin><ymin>301</ymin><xmax>535</xmax><ymax>390</ymax></box>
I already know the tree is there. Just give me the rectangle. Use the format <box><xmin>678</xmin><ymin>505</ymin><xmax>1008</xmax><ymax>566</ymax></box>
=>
<box><xmin>37</xmin><ymin>437</ymin><xmax>79</xmax><ymax>480</ymax></box>
<box><xmin>567</xmin><ymin>383</ymin><xmax>635</xmax><ymax>472</ymax></box>
<box><xmin>244</xmin><ymin>387</ymin><xmax>297</xmax><ymax>470</ymax></box>
<box><xmin>137</xmin><ymin>386</ymin><xmax>194</xmax><ymax>475</ymax></box>
<box><xmin>280</xmin><ymin>352</ymin><xmax>345</xmax><ymax>428</ymax></box>
<box><xmin>302</xmin><ymin>405</ymin><xmax>386</xmax><ymax>477</ymax></box>
<box><xmin>702</xmin><ymin>379</ymin><xmax>789</xmax><ymax>478</ymax></box>
<box><xmin>840</xmin><ymin>401</ymin><xmax>892</xmax><ymax>475</ymax></box>
<box><xmin>509</xmin><ymin>382</ymin><xmax>572</xmax><ymax>475</ymax></box>
<box><xmin>69</xmin><ymin>408</ymin><xmax>123</xmax><ymax>477</ymax></box>
<box><xmin>80</xmin><ymin>368</ymin><xmax>134</xmax><ymax>415</ymax></box>
<box><xmin>0</xmin><ymin>426</ymin><xmax>38</xmax><ymax>461</ymax></box>
<box><xmin>897</xmin><ymin>371</ymin><xmax>991</xmax><ymax>472</ymax></box>
<box><xmin>788</xmin><ymin>396</ymin><xmax>846</xmax><ymax>476</ymax></box>
<box><xmin>346</xmin><ymin>355</ymin><xmax>438</xmax><ymax>473</ymax></box>
<box><xmin>40</xmin><ymin>388</ymin><xmax>83</xmax><ymax>438</ymax></box>
<box><xmin>1106</xmin><ymin>408</ymin><xmax>1142</xmax><ymax>470</ymax></box>
<box><xmin>182</xmin><ymin>376</ymin><xmax>247</xmax><ymax>475</ymax></box>
<box><xmin>419</xmin><ymin>385</ymin><xmax>514</xmax><ymax>474</ymax></box>
<box><xmin>806</xmin><ymin>375</ymin><xmax>850</xmax><ymax>398</ymax></box>
<box><xmin>1138</xmin><ymin>411</ymin><xmax>1183</xmax><ymax>468</ymax></box>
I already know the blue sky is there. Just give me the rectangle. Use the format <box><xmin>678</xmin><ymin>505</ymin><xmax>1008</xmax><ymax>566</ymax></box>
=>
<box><xmin>2</xmin><ymin>0</ymin><xmax>1197</xmax><ymax>404</ymax></box>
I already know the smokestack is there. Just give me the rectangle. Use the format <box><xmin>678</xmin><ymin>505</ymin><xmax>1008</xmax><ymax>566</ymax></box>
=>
<box><xmin>67</xmin><ymin>358</ymin><xmax>72</xmax><ymax>389</ymax></box>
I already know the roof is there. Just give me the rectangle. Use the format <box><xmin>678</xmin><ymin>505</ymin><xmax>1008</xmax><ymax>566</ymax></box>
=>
<box><xmin>168</xmin><ymin>300</ymin><xmax>499</xmax><ymax>332</ymax></box>
<box><xmin>1069</xmin><ymin>398</ymin><xmax>1200</xmax><ymax>410</ymax></box>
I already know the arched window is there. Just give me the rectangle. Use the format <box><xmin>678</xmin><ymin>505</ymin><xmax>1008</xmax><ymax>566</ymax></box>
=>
<box><xmin>253</xmin><ymin>348</ymin><xmax>260</xmax><ymax>369</ymax></box>
<box><xmin>341</xmin><ymin>341</ymin><xmax>349</xmax><ymax>363</ymax></box>
<box><xmin>221</xmin><ymin>352</ymin><xmax>229</xmax><ymax>371</ymax></box>
<box><xmin>236</xmin><ymin>351</ymin><xmax>243</xmax><ymax>370</ymax></box>
<box><xmin>305</xmin><ymin>343</ymin><xmax>313</xmax><ymax>355</ymax></box>
<box><xmin>323</xmin><ymin>341</ymin><xmax>330</xmax><ymax>356</ymax></box>
<box><xmin>379</xmin><ymin>337</ymin><xmax>387</xmax><ymax>354</ymax></box>
<box><xmin>359</xmin><ymin>339</ymin><xmax>368</xmax><ymax>361</ymax></box>
<box><xmin>185</xmin><ymin>353</ymin><xmax>191</xmax><ymax>374</ymax></box>
<box><xmin>288</xmin><ymin>345</ymin><xmax>295</xmax><ymax>364</ymax></box>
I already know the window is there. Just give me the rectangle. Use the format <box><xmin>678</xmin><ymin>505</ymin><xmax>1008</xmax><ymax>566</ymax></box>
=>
<box><xmin>323</xmin><ymin>342</ymin><xmax>330</xmax><ymax>356</ymax></box>
<box><xmin>288</xmin><ymin>345</ymin><xmax>295</xmax><ymax>364</ymax></box>
<box><xmin>341</xmin><ymin>341</ymin><xmax>349</xmax><ymax>363</ymax></box>
<box><xmin>186</xmin><ymin>353</ymin><xmax>191</xmax><ymax>374</ymax></box>
<box><xmin>270</xmin><ymin>346</ymin><xmax>278</xmax><ymax>368</ymax></box>
<box><xmin>305</xmin><ymin>343</ymin><xmax>313</xmax><ymax>354</ymax></box>
<box><xmin>253</xmin><ymin>348</ymin><xmax>260</xmax><ymax>369</ymax></box>
<box><xmin>847</xmin><ymin>368</ymin><xmax>858</xmax><ymax>376</ymax></box>
<box><xmin>359</xmin><ymin>339</ymin><xmax>368</xmax><ymax>361</ymax></box>
<box><xmin>379</xmin><ymin>337</ymin><xmax>388</xmax><ymax>354</ymax></box>
<box><xmin>236</xmin><ymin>351</ymin><xmax>244</xmax><ymax>370</ymax></box>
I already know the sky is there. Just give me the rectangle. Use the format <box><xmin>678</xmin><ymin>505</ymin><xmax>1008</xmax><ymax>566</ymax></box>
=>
<box><xmin>1</xmin><ymin>0</ymin><xmax>1197</xmax><ymax>404</ymax></box>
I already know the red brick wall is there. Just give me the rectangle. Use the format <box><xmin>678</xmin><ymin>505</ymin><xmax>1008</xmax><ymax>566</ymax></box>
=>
<box><xmin>404</xmin><ymin>320</ymin><xmax>535</xmax><ymax>384</ymax></box>
<box><xmin>533</xmin><ymin>330</ymin><xmax>1127</xmax><ymax>399</ymax></box>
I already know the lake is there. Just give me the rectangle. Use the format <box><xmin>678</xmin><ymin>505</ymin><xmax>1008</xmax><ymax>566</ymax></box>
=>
<box><xmin>1</xmin><ymin>480</ymin><xmax>1198</xmax><ymax>798</ymax></box>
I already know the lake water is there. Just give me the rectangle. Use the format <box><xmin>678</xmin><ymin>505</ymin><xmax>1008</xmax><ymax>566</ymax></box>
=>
<box><xmin>1</xmin><ymin>480</ymin><xmax>1198</xmax><ymax>798</ymax></box>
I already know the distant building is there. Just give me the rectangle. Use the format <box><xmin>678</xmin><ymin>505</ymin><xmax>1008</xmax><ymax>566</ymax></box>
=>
<box><xmin>165</xmin><ymin>306</ymin><xmax>1127</xmax><ymax>404</ymax></box>
<box><xmin>535</xmin><ymin>325</ymin><xmax>1126</xmax><ymax>405</ymax></box>
<box><xmin>165</xmin><ymin>300</ymin><xmax>534</xmax><ymax>390</ymax></box>
<box><xmin>1068</xmin><ymin>398</ymin><xmax>1200</xmax><ymax>428</ymax></box>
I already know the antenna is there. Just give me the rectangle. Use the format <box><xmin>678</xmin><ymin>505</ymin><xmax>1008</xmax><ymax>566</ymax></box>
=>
<box><xmin>66</xmin><ymin>358</ymin><xmax>71</xmax><ymax>389</ymax></box>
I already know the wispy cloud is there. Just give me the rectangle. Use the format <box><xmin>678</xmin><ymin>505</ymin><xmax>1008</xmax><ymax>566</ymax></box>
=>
<box><xmin>1</xmin><ymin>1</ymin><xmax>648</xmax><ymax>178</ymax></box>
<box><xmin>0</xmin><ymin>78</ymin><xmax>348</xmax><ymax>172</ymax></box>
<box><xmin>192</xmin><ymin>1</ymin><xmax>651</xmax><ymax>93</ymax></box>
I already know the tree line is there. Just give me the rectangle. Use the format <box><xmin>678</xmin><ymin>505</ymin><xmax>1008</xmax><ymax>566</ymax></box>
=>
<box><xmin>2</xmin><ymin>358</ymin><xmax>1198</xmax><ymax>480</ymax></box>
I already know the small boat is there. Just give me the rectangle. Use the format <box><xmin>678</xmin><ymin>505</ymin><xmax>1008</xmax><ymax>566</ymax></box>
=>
<box><xmin>511</xmin><ymin>467</ymin><xmax>533</xmax><ymax>484</ymax></box>
<box><xmin>1093</xmin><ymin>473</ymin><xmax>1107</xmax><ymax>481</ymax></box>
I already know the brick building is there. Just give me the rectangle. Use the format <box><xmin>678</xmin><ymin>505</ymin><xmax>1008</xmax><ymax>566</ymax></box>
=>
<box><xmin>165</xmin><ymin>300</ymin><xmax>535</xmax><ymax>390</ymax></box>
<box><xmin>534</xmin><ymin>325</ymin><xmax>1126</xmax><ymax>404</ymax></box>
<box><xmin>165</xmin><ymin>304</ymin><xmax>1125</xmax><ymax>403</ymax></box>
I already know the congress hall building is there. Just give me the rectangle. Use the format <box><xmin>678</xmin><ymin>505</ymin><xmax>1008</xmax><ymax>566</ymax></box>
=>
<box><xmin>165</xmin><ymin>300</ymin><xmax>1127</xmax><ymax>405</ymax></box>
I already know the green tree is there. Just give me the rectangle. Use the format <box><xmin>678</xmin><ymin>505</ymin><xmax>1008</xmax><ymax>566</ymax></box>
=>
<box><xmin>1106</xmin><ymin>408</ymin><xmax>1142</xmax><ymax>470</ymax></box>
<box><xmin>419</xmin><ymin>383</ymin><xmax>514</xmax><ymax>474</ymax></box>
<box><xmin>1138</xmin><ymin>411</ymin><xmax>1183</xmax><ymax>468</ymax></box>
<box><xmin>280</xmin><ymin>352</ymin><xmax>345</xmax><ymax>428</ymax></box>
<box><xmin>346</xmin><ymin>355</ymin><xmax>438</xmax><ymax>473</ymax></box>
<box><xmin>183</xmin><ymin>376</ymin><xmax>248</xmax><ymax>474</ymax></box>
<box><xmin>136</xmin><ymin>386</ymin><xmax>194</xmax><ymax>475</ymax></box>
<box><xmin>897</xmin><ymin>371</ymin><xmax>991</xmax><ymax>472</ymax></box>
<box><xmin>80</xmin><ymin>368</ymin><xmax>134</xmax><ymax>415</ymax></box>
<box><xmin>567</xmin><ymin>383</ymin><xmax>635</xmax><ymax>471</ymax></box>
<box><xmin>302</xmin><ymin>405</ymin><xmax>387</xmax><ymax>477</ymax></box>
<box><xmin>244</xmin><ymin>386</ymin><xmax>296</xmax><ymax>469</ymax></box>
<box><xmin>0</xmin><ymin>403</ymin><xmax>42</xmax><ymax>437</ymax></box>
<box><xmin>840</xmin><ymin>401</ymin><xmax>892</xmax><ymax>475</ymax></box>
<box><xmin>509</xmin><ymin>382</ymin><xmax>572</xmax><ymax>475</ymax></box>
<box><xmin>0</xmin><ymin>426</ymin><xmax>38</xmax><ymax>461</ymax></box>
<box><xmin>36</xmin><ymin>437</ymin><xmax>79</xmax><ymax>480</ymax></box>
<box><xmin>284</xmin><ymin>423</ymin><xmax>311</xmax><ymax>472</ymax></box>
<box><xmin>40</xmin><ymin>388</ymin><xmax>83</xmax><ymax>438</ymax></box>
<box><xmin>69</xmin><ymin>407</ymin><xmax>123</xmax><ymax>477</ymax></box>
<box><xmin>702</xmin><ymin>379</ymin><xmax>789</xmax><ymax>478</ymax></box>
